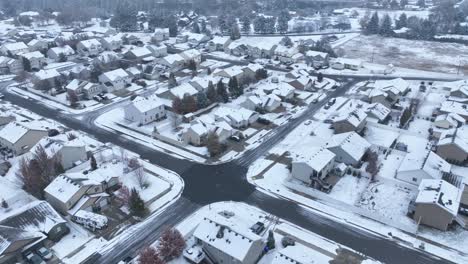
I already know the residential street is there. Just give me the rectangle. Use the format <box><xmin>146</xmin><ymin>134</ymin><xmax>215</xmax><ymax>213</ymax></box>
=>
<box><xmin>0</xmin><ymin>78</ymin><xmax>455</xmax><ymax>264</ymax></box>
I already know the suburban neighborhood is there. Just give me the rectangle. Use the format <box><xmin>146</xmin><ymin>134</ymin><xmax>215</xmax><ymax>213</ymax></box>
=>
<box><xmin>0</xmin><ymin>0</ymin><xmax>467</xmax><ymax>264</ymax></box>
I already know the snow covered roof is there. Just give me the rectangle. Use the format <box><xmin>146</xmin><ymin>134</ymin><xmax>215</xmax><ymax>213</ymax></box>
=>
<box><xmin>78</xmin><ymin>38</ymin><xmax>101</xmax><ymax>48</ymax></box>
<box><xmin>443</xmin><ymin>80</ymin><xmax>468</xmax><ymax>95</ymax></box>
<box><xmin>44</xmin><ymin>175</ymin><xmax>82</xmax><ymax>204</ymax></box>
<box><xmin>180</xmin><ymin>49</ymin><xmax>201</xmax><ymax>60</ymax></box>
<box><xmin>170</xmin><ymin>83</ymin><xmax>199</xmax><ymax>99</ymax></box>
<box><xmin>291</xmin><ymin>147</ymin><xmax>335</xmax><ymax>172</ymax></box>
<box><xmin>154</xmin><ymin>28</ymin><xmax>169</xmax><ymax>34</ymax></box>
<box><xmin>0</xmin><ymin>225</ymin><xmax>43</xmax><ymax>255</ymax></box>
<box><xmin>374</xmin><ymin>78</ymin><xmax>409</xmax><ymax>95</ymax></box>
<box><xmin>334</xmin><ymin>57</ymin><xmax>362</xmax><ymax>66</ymax></box>
<box><xmin>398</xmin><ymin>151</ymin><xmax>451</xmax><ymax>179</ymax></box>
<box><xmin>19</xmin><ymin>11</ymin><xmax>39</xmax><ymax>17</ymax></box>
<box><xmin>0</xmin><ymin>201</ymin><xmax>66</xmax><ymax>234</ymax></box>
<box><xmin>101</xmin><ymin>68</ymin><xmax>129</xmax><ymax>82</ymax></box>
<box><xmin>365</xmin><ymin>103</ymin><xmax>391</xmax><ymax>121</ymax></box>
<box><xmin>211</xmin><ymin>36</ymin><xmax>230</xmax><ymax>45</ymax></box>
<box><xmin>20</xmin><ymin>51</ymin><xmax>45</xmax><ymax>60</ymax></box>
<box><xmin>326</xmin><ymin>132</ymin><xmax>370</xmax><ymax>162</ymax></box>
<box><xmin>130</xmin><ymin>95</ymin><xmax>164</xmax><ymax>114</ymax></box>
<box><xmin>438</xmin><ymin>125</ymin><xmax>468</xmax><ymax>153</ymax></box>
<box><xmin>333</xmin><ymin>108</ymin><xmax>367</xmax><ymax>128</ymax></box>
<box><xmin>32</xmin><ymin>135</ymin><xmax>84</xmax><ymax>157</ymax></box>
<box><xmin>193</xmin><ymin>215</ymin><xmax>262</xmax><ymax>263</ymax></box>
<box><xmin>440</xmin><ymin>101</ymin><xmax>468</xmax><ymax>118</ymax></box>
<box><xmin>305</xmin><ymin>50</ymin><xmax>329</xmax><ymax>58</ymax></box>
<box><xmin>213</xmin><ymin>65</ymin><xmax>244</xmax><ymax>78</ymax></box>
<box><xmin>434</xmin><ymin>113</ymin><xmax>465</xmax><ymax>128</ymax></box>
<box><xmin>161</xmin><ymin>53</ymin><xmax>184</xmax><ymax>64</ymax></box>
<box><xmin>101</xmin><ymin>35</ymin><xmax>122</xmax><ymax>44</ymax></box>
<box><xmin>2</xmin><ymin>42</ymin><xmax>28</xmax><ymax>52</ymax></box>
<box><xmin>34</xmin><ymin>69</ymin><xmax>60</xmax><ymax>80</ymax></box>
<box><xmin>127</xmin><ymin>47</ymin><xmax>152</xmax><ymax>58</ymax></box>
<box><xmin>181</xmin><ymin>32</ymin><xmax>208</xmax><ymax>42</ymax></box>
<box><xmin>272</xmin><ymin>243</ymin><xmax>317</xmax><ymax>264</ymax></box>
<box><xmin>0</xmin><ymin>121</ymin><xmax>47</xmax><ymax>144</ymax></box>
<box><xmin>49</xmin><ymin>45</ymin><xmax>75</xmax><ymax>56</ymax></box>
<box><xmin>416</xmin><ymin>179</ymin><xmax>461</xmax><ymax>216</ymax></box>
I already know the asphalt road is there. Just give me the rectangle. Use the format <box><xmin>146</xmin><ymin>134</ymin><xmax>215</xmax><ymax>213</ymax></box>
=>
<box><xmin>1</xmin><ymin>80</ymin><xmax>456</xmax><ymax>264</ymax></box>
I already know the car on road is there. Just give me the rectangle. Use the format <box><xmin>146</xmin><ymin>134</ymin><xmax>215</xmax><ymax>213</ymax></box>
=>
<box><xmin>37</xmin><ymin>247</ymin><xmax>53</xmax><ymax>260</ymax></box>
<box><xmin>25</xmin><ymin>252</ymin><xmax>45</xmax><ymax>264</ymax></box>
<box><xmin>312</xmin><ymin>98</ymin><xmax>318</xmax><ymax>104</ymax></box>
<box><xmin>328</xmin><ymin>98</ymin><xmax>336</xmax><ymax>105</ymax></box>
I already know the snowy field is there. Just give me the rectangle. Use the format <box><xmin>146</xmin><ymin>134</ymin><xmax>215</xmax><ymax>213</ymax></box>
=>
<box><xmin>338</xmin><ymin>35</ymin><xmax>468</xmax><ymax>75</ymax></box>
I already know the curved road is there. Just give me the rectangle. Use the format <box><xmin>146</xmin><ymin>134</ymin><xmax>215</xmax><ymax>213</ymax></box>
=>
<box><xmin>1</xmin><ymin>77</ymin><xmax>457</xmax><ymax>264</ymax></box>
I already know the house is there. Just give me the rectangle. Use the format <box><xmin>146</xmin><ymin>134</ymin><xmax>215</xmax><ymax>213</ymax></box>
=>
<box><xmin>207</xmin><ymin>36</ymin><xmax>232</xmax><ymax>52</ymax></box>
<box><xmin>181</xmin><ymin>32</ymin><xmax>210</xmax><ymax>46</ymax></box>
<box><xmin>241</xmin><ymin>96</ymin><xmax>263</xmax><ymax>111</ymax></box>
<box><xmin>332</xmin><ymin>109</ymin><xmax>367</xmax><ymax>134</ymax></box>
<box><xmin>272</xmin><ymin>83</ymin><xmax>295</xmax><ymax>100</ymax></box>
<box><xmin>19</xmin><ymin>51</ymin><xmax>46</xmax><ymax>70</ymax></box>
<box><xmin>213</xmin><ymin>107</ymin><xmax>259</xmax><ymax>128</ymax></box>
<box><xmin>183</xmin><ymin>122</ymin><xmax>210</xmax><ymax>146</ymax></box>
<box><xmin>439</xmin><ymin>101</ymin><xmax>468</xmax><ymax>121</ymax></box>
<box><xmin>261</xmin><ymin>94</ymin><xmax>282</xmax><ymax>112</ymax></box>
<box><xmin>443</xmin><ymin>80</ymin><xmax>468</xmax><ymax>99</ymax></box>
<box><xmin>374</xmin><ymin>78</ymin><xmax>410</xmax><ymax>97</ymax></box>
<box><xmin>193</xmin><ymin>216</ymin><xmax>265</xmax><ymax>264</ymax></box>
<box><xmin>274</xmin><ymin>45</ymin><xmax>301</xmax><ymax>64</ymax></box>
<box><xmin>0</xmin><ymin>201</ymin><xmax>69</xmax><ymax>242</ymax></box>
<box><xmin>146</xmin><ymin>44</ymin><xmax>168</xmax><ymax>58</ymax></box>
<box><xmin>47</xmin><ymin>45</ymin><xmax>75</xmax><ymax>62</ymax></box>
<box><xmin>189</xmin><ymin>76</ymin><xmax>220</xmax><ymax>93</ymax></box>
<box><xmin>331</xmin><ymin>58</ymin><xmax>362</xmax><ymax>71</ymax></box>
<box><xmin>305</xmin><ymin>50</ymin><xmax>330</xmax><ymax>68</ymax></box>
<box><xmin>125</xmin><ymin>47</ymin><xmax>154</xmax><ymax>62</ymax></box>
<box><xmin>126</xmin><ymin>67</ymin><xmax>142</xmax><ymax>79</ymax></box>
<box><xmin>32</xmin><ymin>69</ymin><xmax>61</xmax><ymax>87</ymax></box>
<box><xmin>180</xmin><ymin>49</ymin><xmax>202</xmax><ymax>65</ymax></box>
<box><xmin>434</xmin><ymin>113</ymin><xmax>465</xmax><ymax>130</ymax></box>
<box><xmin>0</xmin><ymin>226</ymin><xmax>44</xmax><ymax>264</ymax></box>
<box><xmin>124</xmin><ymin>95</ymin><xmax>166</xmax><ymax>125</ymax></box>
<box><xmin>158</xmin><ymin>54</ymin><xmax>185</xmax><ymax>72</ymax></box>
<box><xmin>27</xmin><ymin>39</ymin><xmax>49</xmax><ymax>52</ymax></box>
<box><xmin>0</xmin><ymin>56</ymin><xmax>23</xmax><ymax>74</ymax></box>
<box><xmin>0</xmin><ymin>42</ymin><xmax>29</xmax><ymax>56</ymax></box>
<box><xmin>291</xmin><ymin>147</ymin><xmax>336</xmax><ymax>184</ymax></box>
<box><xmin>99</xmin><ymin>36</ymin><xmax>122</xmax><ymax>51</ymax></box>
<box><xmin>271</xmin><ymin>243</ymin><xmax>318</xmax><ymax>264</ymax></box>
<box><xmin>142</xmin><ymin>64</ymin><xmax>168</xmax><ymax>80</ymax></box>
<box><xmin>152</xmin><ymin>28</ymin><xmax>170</xmax><ymax>42</ymax></box>
<box><xmin>44</xmin><ymin>174</ymin><xmax>111</xmax><ymax>215</ymax></box>
<box><xmin>213</xmin><ymin>66</ymin><xmax>246</xmax><ymax>84</ymax></box>
<box><xmin>166</xmin><ymin>83</ymin><xmax>199</xmax><ymax>100</ymax></box>
<box><xmin>66</xmin><ymin>79</ymin><xmax>103</xmax><ymax>100</ymax></box>
<box><xmin>397</xmin><ymin>151</ymin><xmax>451</xmax><ymax>185</ymax></box>
<box><xmin>76</xmin><ymin>39</ymin><xmax>103</xmax><ymax>56</ymax></box>
<box><xmin>365</xmin><ymin>103</ymin><xmax>391</xmax><ymax>123</ymax></box>
<box><xmin>368</xmin><ymin>89</ymin><xmax>393</xmax><ymax>108</ymax></box>
<box><xmin>32</xmin><ymin>135</ymin><xmax>88</xmax><ymax>169</ymax></box>
<box><xmin>413</xmin><ymin>179</ymin><xmax>461</xmax><ymax>231</ymax></box>
<box><xmin>436</xmin><ymin>126</ymin><xmax>468</xmax><ymax>163</ymax></box>
<box><xmin>99</xmin><ymin>68</ymin><xmax>131</xmax><ymax>92</ymax></box>
<box><xmin>287</xmin><ymin>76</ymin><xmax>314</xmax><ymax>91</ymax></box>
<box><xmin>0</xmin><ymin>122</ymin><xmax>49</xmax><ymax>155</ymax></box>
<box><xmin>242</xmin><ymin>63</ymin><xmax>263</xmax><ymax>82</ymax></box>
<box><xmin>325</xmin><ymin>132</ymin><xmax>370</xmax><ymax>166</ymax></box>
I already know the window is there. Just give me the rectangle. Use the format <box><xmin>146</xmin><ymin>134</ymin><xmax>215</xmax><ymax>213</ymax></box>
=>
<box><xmin>412</xmin><ymin>177</ymin><xmax>417</xmax><ymax>182</ymax></box>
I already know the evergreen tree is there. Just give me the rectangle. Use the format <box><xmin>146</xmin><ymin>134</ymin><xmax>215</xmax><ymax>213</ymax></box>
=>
<box><xmin>230</xmin><ymin>23</ymin><xmax>241</xmax><ymax>40</ymax></box>
<box><xmin>317</xmin><ymin>72</ymin><xmax>323</xmax><ymax>82</ymax></box>
<box><xmin>277</xmin><ymin>10</ymin><xmax>290</xmax><ymax>34</ymax></box>
<box><xmin>396</xmin><ymin>13</ymin><xmax>407</xmax><ymax>29</ymax></box>
<box><xmin>267</xmin><ymin>231</ymin><xmax>276</xmax><ymax>249</ymax></box>
<box><xmin>110</xmin><ymin>0</ymin><xmax>138</xmax><ymax>32</ymax></box>
<box><xmin>181</xmin><ymin>94</ymin><xmax>198</xmax><ymax>114</ymax></box>
<box><xmin>216</xmin><ymin>80</ymin><xmax>229</xmax><ymax>103</ymax></box>
<box><xmin>196</xmin><ymin>92</ymin><xmax>209</xmax><ymax>109</ymax></box>
<box><xmin>265</xmin><ymin>17</ymin><xmax>276</xmax><ymax>34</ymax></box>
<box><xmin>192</xmin><ymin>21</ymin><xmax>200</xmax><ymax>33</ymax></box>
<box><xmin>400</xmin><ymin>0</ymin><xmax>408</xmax><ymax>8</ymax></box>
<box><xmin>241</xmin><ymin>15</ymin><xmax>251</xmax><ymax>34</ymax></box>
<box><xmin>253</xmin><ymin>16</ymin><xmax>266</xmax><ymax>34</ymax></box>
<box><xmin>206</xmin><ymin>81</ymin><xmax>217</xmax><ymax>103</ymax></box>
<box><xmin>417</xmin><ymin>0</ymin><xmax>426</xmax><ymax>8</ymax></box>
<box><xmin>379</xmin><ymin>14</ymin><xmax>393</xmax><ymax>36</ymax></box>
<box><xmin>129</xmin><ymin>188</ymin><xmax>146</xmax><ymax>217</ymax></box>
<box><xmin>228</xmin><ymin>77</ymin><xmax>239</xmax><ymax>98</ymax></box>
<box><xmin>168</xmin><ymin>73</ymin><xmax>178</xmax><ymax>88</ymax></box>
<box><xmin>90</xmin><ymin>154</ymin><xmax>97</xmax><ymax>171</ymax></box>
<box><xmin>420</xmin><ymin>19</ymin><xmax>436</xmax><ymax>40</ymax></box>
<box><xmin>200</xmin><ymin>19</ymin><xmax>207</xmax><ymax>33</ymax></box>
<box><xmin>390</xmin><ymin>0</ymin><xmax>399</xmax><ymax>9</ymax></box>
<box><xmin>166</xmin><ymin>15</ymin><xmax>178</xmax><ymax>37</ymax></box>
<box><xmin>218</xmin><ymin>14</ymin><xmax>229</xmax><ymax>34</ymax></box>
<box><xmin>366</xmin><ymin>12</ymin><xmax>380</xmax><ymax>34</ymax></box>
<box><xmin>22</xmin><ymin>59</ymin><xmax>31</xmax><ymax>72</ymax></box>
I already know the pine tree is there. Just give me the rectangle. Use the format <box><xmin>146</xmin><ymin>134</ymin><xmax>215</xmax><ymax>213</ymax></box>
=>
<box><xmin>129</xmin><ymin>188</ymin><xmax>146</xmax><ymax>217</ymax></box>
<box><xmin>166</xmin><ymin>15</ymin><xmax>178</xmax><ymax>37</ymax></box>
<box><xmin>90</xmin><ymin>154</ymin><xmax>97</xmax><ymax>171</ymax></box>
<box><xmin>110</xmin><ymin>0</ymin><xmax>138</xmax><ymax>32</ymax></box>
<box><xmin>390</xmin><ymin>0</ymin><xmax>399</xmax><ymax>9</ymax></box>
<box><xmin>22</xmin><ymin>59</ymin><xmax>31</xmax><ymax>72</ymax></box>
<box><xmin>230</xmin><ymin>23</ymin><xmax>241</xmax><ymax>40</ymax></box>
<box><xmin>267</xmin><ymin>230</ymin><xmax>276</xmax><ymax>250</ymax></box>
<box><xmin>396</xmin><ymin>13</ymin><xmax>407</xmax><ymax>29</ymax></box>
<box><xmin>228</xmin><ymin>77</ymin><xmax>240</xmax><ymax>97</ymax></box>
<box><xmin>417</xmin><ymin>0</ymin><xmax>426</xmax><ymax>8</ymax></box>
<box><xmin>181</xmin><ymin>94</ymin><xmax>198</xmax><ymax>113</ymax></box>
<box><xmin>253</xmin><ymin>16</ymin><xmax>266</xmax><ymax>34</ymax></box>
<box><xmin>317</xmin><ymin>72</ymin><xmax>324</xmax><ymax>82</ymax></box>
<box><xmin>1</xmin><ymin>199</ymin><xmax>8</xmax><ymax>209</ymax></box>
<box><xmin>168</xmin><ymin>73</ymin><xmax>178</xmax><ymax>88</ymax></box>
<box><xmin>366</xmin><ymin>12</ymin><xmax>380</xmax><ymax>35</ymax></box>
<box><xmin>241</xmin><ymin>15</ymin><xmax>251</xmax><ymax>34</ymax></box>
<box><xmin>192</xmin><ymin>21</ymin><xmax>200</xmax><ymax>33</ymax></box>
<box><xmin>400</xmin><ymin>0</ymin><xmax>408</xmax><ymax>8</ymax></box>
<box><xmin>216</xmin><ymin>80</ymin><xmax>229</xmax><ymax>103</ymax></box>
<box><xmin>379</xmin><ymin>14</ymin><xmax>393</xmax><ymax>36</ymax></box>
<box><xmin>206</xmin><ymin>81</ymin><xmax>217</xmax><ymax>103</ymax></box>
<box><xmin>206</xmin><ymin>132</ymin><xmax>223</xmax><ymax>157</ymax></box>
<box><xmin>200</xmin><ymin>19</ymin><xmax>207</xmax><ymax>33</ymax></box>
<box><xmin>277</xmin><ymin>10</ymin><xmax>290</xmax><ymax>34</ymax></box>
<box><xmin>196</xmin><ymin>92</ymin><xmax>209</xmax><ymax>109</ymax></box>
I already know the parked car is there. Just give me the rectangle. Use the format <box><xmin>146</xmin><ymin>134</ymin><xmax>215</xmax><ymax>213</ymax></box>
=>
<box><xmin>93</xmin><ymin>95</ymin><xmax>103</xmax><ymax>102</ymax></box>
<box><xmin>37</xmin><ymin>247</ymin><xmax>53</xmax><ymax>260</ymax></box>
<box><xmin>328</xmin><ymin>98</ymin><xmax>336</xmax><ymax>105</ymax></box>
<box><xmin>25</xmin><ymin>253</ymin><xmax>46</xmax><ymax>264</ymax></box>
<box><xmin>230</xmin><ymin>135</ymin><xmax>241</xmax><ymax>142</ymax></box>
<box><xmin>250</xmin><ymin>222</ymin><xmax>265</xmax><ymax>235</ymax></box>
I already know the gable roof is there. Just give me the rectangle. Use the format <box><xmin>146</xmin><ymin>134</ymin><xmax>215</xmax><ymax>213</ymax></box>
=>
<box><xmin>291</xmin><ymin>147</ymin><xmax>335</xmax><ymax>172</ymax></box>
<box><xmin>0</xmin><ymin>225</ymin><xmax>43</xmax><ymax>255</ymax></box>
<box><xmin>416</xmin><ymin>179</ymin><xmax>461</xmax><ymax>216</ymax></box>
<box><xmin>129</xmin><ymin>95</ymin><xmax>164</xmax><ymax>114</ymax></box>
<box><xmin>326</xmin><ymin>132</ymin><xmax>370</xmax><ymax>162</ymax></box>
<box><xmin>334</xmin><ymin>108</ymin><xmax>367</xmax><ymax>128</ymax></box>
<box><xmin>0</xmin><ymin>201</ymin><xmax>66</xmax><ymax>234</ymax></box>
<box><xmin>398</xmin><ymin>150</ymin><xmax>451</xmax><ymax>179</ymax></box>
<box><xmin>0</xmin><ymin>121</ymin><xmax>47</xmax><ymax>144</ymax></box>
<box><xmin>44</xmin><ymin>175</ymin><xmax>83</xmax><ymax>204</ymax></box>
<box><xmin>438</xmin><ymin>125</ymin><xmax>468</xmax><ymax>153</ymax></box>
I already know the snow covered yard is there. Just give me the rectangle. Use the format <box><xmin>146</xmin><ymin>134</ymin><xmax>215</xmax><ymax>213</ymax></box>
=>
<box><xmin>338</xmin><ymin>35</ymin><xmax>468</xmax><ymax>75</ymax></box>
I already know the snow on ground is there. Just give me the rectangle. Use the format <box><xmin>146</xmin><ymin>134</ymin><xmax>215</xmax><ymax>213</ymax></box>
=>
<box><xmin>338</xmin><ymin>35</ymin><xmax>468</xmax><ymax>75</ymax></box>
<box><xmin>51</xmin><ymin>222</ymin><xmax>95</xmax><ymax>259</ymax></box>
<box><xmin>328</xmin><ymin>174</ymin><xmax>369</xmax><ymax>205</ymax></box>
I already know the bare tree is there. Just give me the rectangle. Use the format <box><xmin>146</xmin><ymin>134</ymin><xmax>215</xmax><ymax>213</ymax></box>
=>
<box><xmin>117</xmin><ymin>185</ymin><xmax>131</xmax><ymax>206</ymax></box>
<box><xmin>157</xmin><ymin>227</ymin><xmax>186</xmax><ymax>262</ymax></box>
<box><xmin>139</xmin><ymin>246</ymin><xmax>164</xmax><ymax>264</ymax></box>
<box><xmin>134</xmin><ymin>167</ymin><xmax>148</xmax><ymax>189</ymax></box>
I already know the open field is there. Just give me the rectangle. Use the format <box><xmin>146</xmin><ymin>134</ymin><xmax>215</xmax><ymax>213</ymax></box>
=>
<box><xmin>337</xmin><ymin>35</ymin><xmax>468</xmax><ymax>75</ymax></box>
